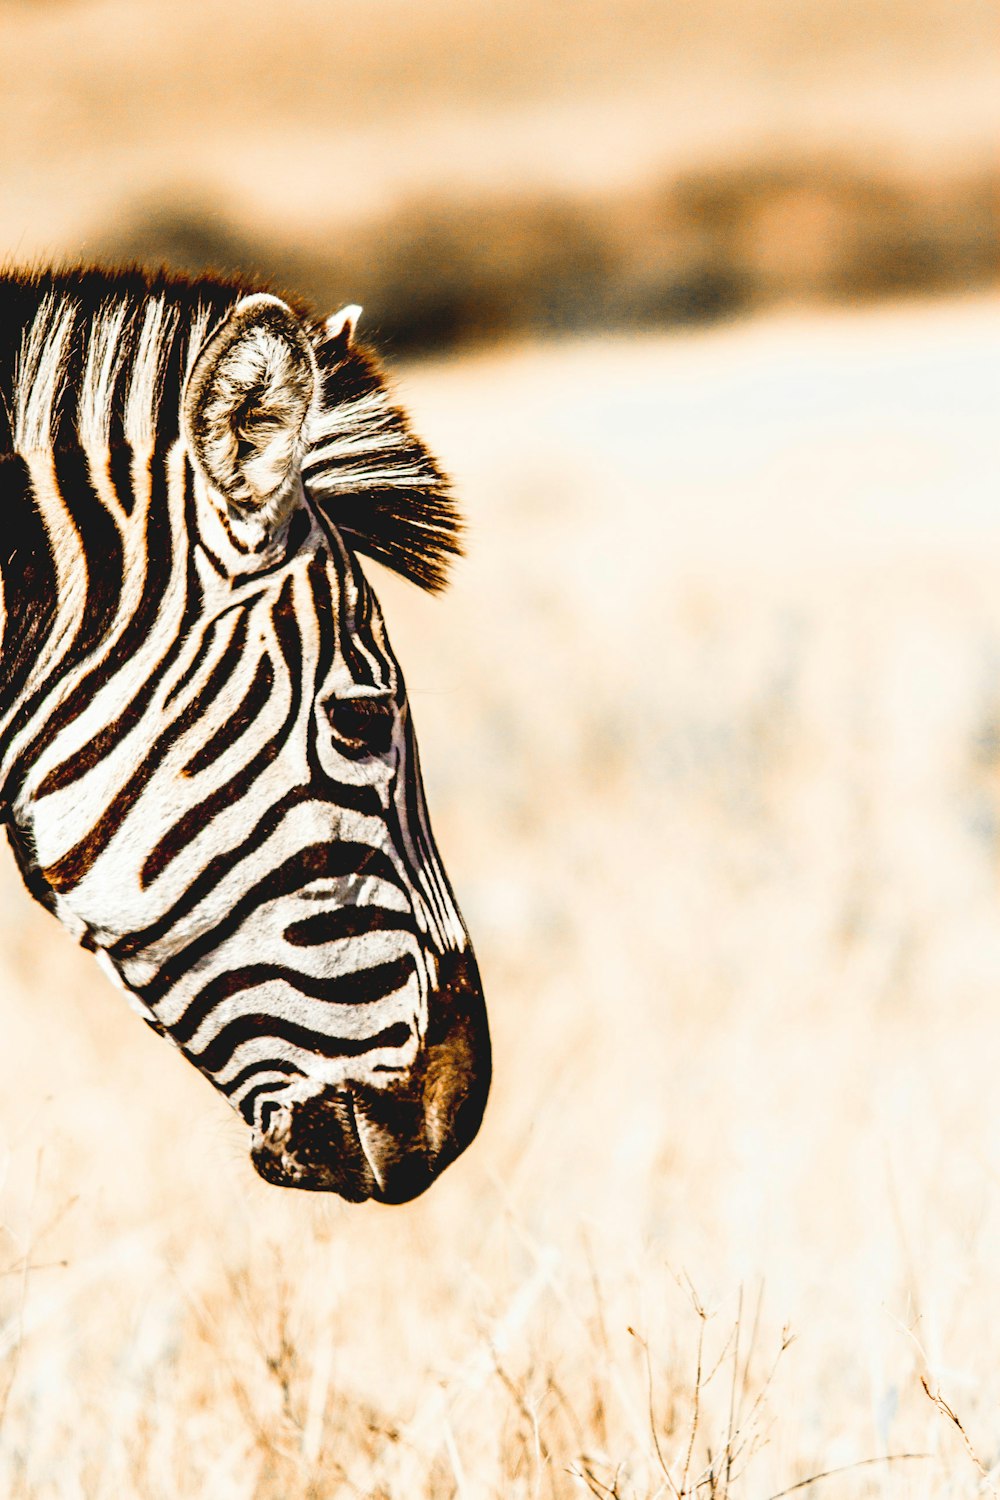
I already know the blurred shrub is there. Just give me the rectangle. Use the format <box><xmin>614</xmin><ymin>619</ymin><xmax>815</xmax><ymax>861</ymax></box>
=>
<box><xmin>109</xmin><ymin>155</ymin><xmax>999</xmax><ymax>353</ymax></box>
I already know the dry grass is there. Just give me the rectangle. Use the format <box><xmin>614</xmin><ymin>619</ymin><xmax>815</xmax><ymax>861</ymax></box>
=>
<box><xmin>2</xmin><ymin>298</ymin><xmax>1000</xmax><ymax>1496</ymax></box>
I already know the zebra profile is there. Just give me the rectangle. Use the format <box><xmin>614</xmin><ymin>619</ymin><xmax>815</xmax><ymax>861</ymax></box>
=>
<box><xmin>0</xmin><ymin>267</ymin><xmax>490</xmax><ymax>1203</ymax></box>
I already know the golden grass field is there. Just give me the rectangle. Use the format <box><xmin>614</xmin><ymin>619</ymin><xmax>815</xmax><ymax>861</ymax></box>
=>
<box><xmin>0</xmin><ymin>296</ymin><xmax>999</xmax><ymax>1496</ymax></box>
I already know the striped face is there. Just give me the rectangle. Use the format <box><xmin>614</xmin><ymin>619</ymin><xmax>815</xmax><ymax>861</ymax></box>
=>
<box><xmin>1</xmin><ymin>281</ymin><xmax>489</xmax><ymax>1202</ymax></box>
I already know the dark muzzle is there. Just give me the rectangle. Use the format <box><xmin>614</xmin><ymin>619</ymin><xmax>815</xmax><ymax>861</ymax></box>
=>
<box><xmin>250</xmin><ymin>948</ymin><xmax>490</xmax><ymax>1202</ymax></box>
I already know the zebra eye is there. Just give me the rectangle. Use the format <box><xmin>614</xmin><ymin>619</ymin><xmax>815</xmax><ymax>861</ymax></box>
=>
<box><xmin>328</xmin><ymin>695</ymin><xmax>396</xmax><ymax>756</ymax></box>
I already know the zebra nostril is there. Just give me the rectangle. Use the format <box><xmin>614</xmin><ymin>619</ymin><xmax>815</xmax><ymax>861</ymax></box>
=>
<box><xmin>259</xmin><ymin>1100</ymin><xmax>282</xmax><ymax>1137</ymax></box>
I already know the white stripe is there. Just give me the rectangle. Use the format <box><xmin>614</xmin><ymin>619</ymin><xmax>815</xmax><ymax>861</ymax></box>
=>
<box><xmin>78</xmin><ymin>300</ymin><xmax>131</xmax><ymax>454</ymax></box>
<box><xmin>208</xmin><ymin>1031</ymin><xmax>419</xmax><ymax>1089</ymax></box>
<box><xmin>182</xmin><ymin>977</ymin><xmax>416</xmax><ymax>1058</ymax></box>
<box><xmin>13</xmin><ymin>294</ymin><xmax>76</xmax><ymax>455</ymax></box>
<box><xmin>125</xmin><ymin>297</ymin><xmax>177</xmax><ymax>452</ymax></box>
<box><xmin>20</xmin><ymin>438</ymin><xmax>188</xmax><ymax>803</ymax></box>
<box><xmin>302</xmin><ymin>389</ymin><xmax>441</xmax><ymax>493</ymax></box>
<box><xmin>229</xmin><ymin>1070</ymin><xmax>302</xmax><ymax>1112</ymax></box>
<box><xmin>305</xmin><ymin>391</ymin><xmax>393</xmax><ymax>446</ymax></box>
<box><xmin>306</xmin><ymin>461</ymin><xmax>442</xmax><ymax>493</ymax></box>
<box><xmin>182</xmin><ymin>304</ymin><xmax>212</xmax><ymax>392</ymax></box>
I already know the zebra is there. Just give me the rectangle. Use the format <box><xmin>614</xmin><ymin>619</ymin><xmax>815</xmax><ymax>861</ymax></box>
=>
<box><xmin>0</xmin><ymin>267</ymin><xmax>490</xmax><ymax>1203</ymax></box>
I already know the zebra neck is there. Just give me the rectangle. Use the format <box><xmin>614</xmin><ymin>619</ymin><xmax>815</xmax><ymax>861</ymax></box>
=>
<box><xmin>0</xmin><ymin>440</ymin><xmax>191</xmax><ymax>813</ymax></box>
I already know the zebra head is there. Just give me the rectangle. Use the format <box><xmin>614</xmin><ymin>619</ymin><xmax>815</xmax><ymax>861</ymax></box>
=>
<box><xmin>0</xmin><ymin>272</ymin><xmax>490</xmax><ymax>1202</ymax></box>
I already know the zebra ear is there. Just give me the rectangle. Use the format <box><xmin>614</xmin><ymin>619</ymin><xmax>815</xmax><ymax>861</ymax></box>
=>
<box><xmin>322</xmin><ymin>303</ymin><xmax>362</xmax><ymax>359</ymax></box>
<box><xmin>183</xmin><ymin>294</ymin><xmax>317</xmax><ymax>525</ymax></box>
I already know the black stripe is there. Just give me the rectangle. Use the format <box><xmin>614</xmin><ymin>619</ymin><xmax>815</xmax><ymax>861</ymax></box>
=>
<box><xmin>284</xmin><ymin>905</ymin><xmax>412</xmax><ymax>947</ymax></box>
<box><xmin>109</xmin><ymin>779</ymin><xmax>381</xmax><ymax>965</ymax></box>
<box><xmin>238</xmin><ymin>1076</ymin><xmax>300</xmax><ymax>1119</ymax></box>
<box><xmin>140</xmin><ymin>573</ymin><xmax>302</xmax><ymax>885</ymax></box>
<box><xmin>325</xmin><ymin>527</ymin><xmax>372</xmax><ymax>686</ymax></box>
<box><xmin>163</xmin><ymin>593</ymin><xmax>263</xmax><ymax>710</ymax></box>
<box><xmin>25</xmin><ymin>450</ymin><xmax>187</xmax><ymax>793</ymax></box>
<box><xmin>0</xmin><ymin>457</ymin><xmax>58</xmax><ymax>725</ymax></box>
<box><xmin>52</xmin><ymin>448</ymin><xmax>125</xmax><ymax>672</ymax></box>
<box><xmin>183</xmin><ymin>654</ymin><xmax>273</xmax><ymax>776</ymax></box>
<box><xmin>221</xmin><ymin>1058</ymin><xmax>302</xmax><ymax>1099</ymax></box>
<box><xmin>397</xmin><ymin>708</ymin><xmax>459</xmax><ymax>940</ymax></box>
<box><xmin>170</xmin><ymin>954</ymin><xmax>416</xmax><ymax>1046</ymax></box>
<box><xmin>306</xmin><ymin>547</ymin><xmax>337</xmax><ymax>731</ymax></box>
<box><xmin>108</xmin><ymin>445</ymin><xmax>135</xmax><ymax>516</ymax></box>
<box><xmin>230</xmin><ymin>507</ymin><xmax>311</xmax><ymax>587</ymax></box>
<box><xmin>41</xmin><ymin>607</ymin><xmax>253</xmax><ymax>888</ymax></box>
<box><xmin>132</xmin><ymin>839</ymin><xmax>406</xmax><ymax>1000</ymax></box>
<box><xmin>216</xmin><ymin>505</ymin><xmax>254</xmax><ymax>555</ymax></box>
<box><xmin>192</xmin><ymin>1016</ymin><xmax>411</xmax><ymax>1075</ymax></box>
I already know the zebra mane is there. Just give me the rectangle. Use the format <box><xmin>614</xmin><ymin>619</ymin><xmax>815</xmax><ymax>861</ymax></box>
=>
<box><xmin>0</xmin><ymin>266</ymin><xmax>462</xmax><ymax>593</ymax></box>
<box><xmin>303</xmin><ymin>325</ymin><xmax>461</xmax><ymax>594</ymax></box>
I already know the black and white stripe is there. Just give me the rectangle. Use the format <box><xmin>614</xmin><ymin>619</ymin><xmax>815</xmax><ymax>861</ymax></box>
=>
<box><xmin>0</xmin><ymin>268</ymin><xmax>489</xmax><ymax>1202</ymax></box>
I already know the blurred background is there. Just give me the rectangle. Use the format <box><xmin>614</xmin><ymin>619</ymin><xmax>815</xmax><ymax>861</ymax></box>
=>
<box><xmin>3</xmin><ymin>0</ymin><xmax>998</xmax><ymax>349</ymax></box>
<box><xmin>1</xmin><ymin>3</ymin><xmax>1000</xmax><ymax>1497</ymax></box>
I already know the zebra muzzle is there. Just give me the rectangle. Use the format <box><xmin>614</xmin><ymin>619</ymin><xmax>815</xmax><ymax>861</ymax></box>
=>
<box><xmin>250</xmin><ymin>948</ymin><xmax>491</xmax><ymax>1202</ymax></box>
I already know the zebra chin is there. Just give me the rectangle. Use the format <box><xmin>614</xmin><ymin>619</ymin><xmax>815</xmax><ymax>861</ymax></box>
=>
<box><xmin>248</xmin><ymin>949</ymin><xmax>490</xmax><ymax>1203</ymax></box>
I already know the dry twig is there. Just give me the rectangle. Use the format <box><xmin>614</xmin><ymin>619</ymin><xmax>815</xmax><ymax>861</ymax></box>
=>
<box><xmin>921</xmin><ymin>1376</ymin><xmax>1000</xmax><ymax>1498</ymax></box>
<box><xmin>767</xmin><ymin>1451</ymin><xmax>932</xmax><ymax>1499</ymax></box>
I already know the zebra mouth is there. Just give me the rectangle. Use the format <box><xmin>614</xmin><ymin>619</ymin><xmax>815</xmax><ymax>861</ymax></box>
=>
<box><xmin>249</xmin><ymin>948</ymin><xmax>491</xmax><ymax>1203</ymax></box>
<box><xmin>250</xmin><ymin>1087</ymin><xmax>440</xmax><ymax>1203</ymax></box>
<box><xmin>251</xmin><ymin>1088</ymin><xmax>381</xmax><ymax>1200</ymax></box>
